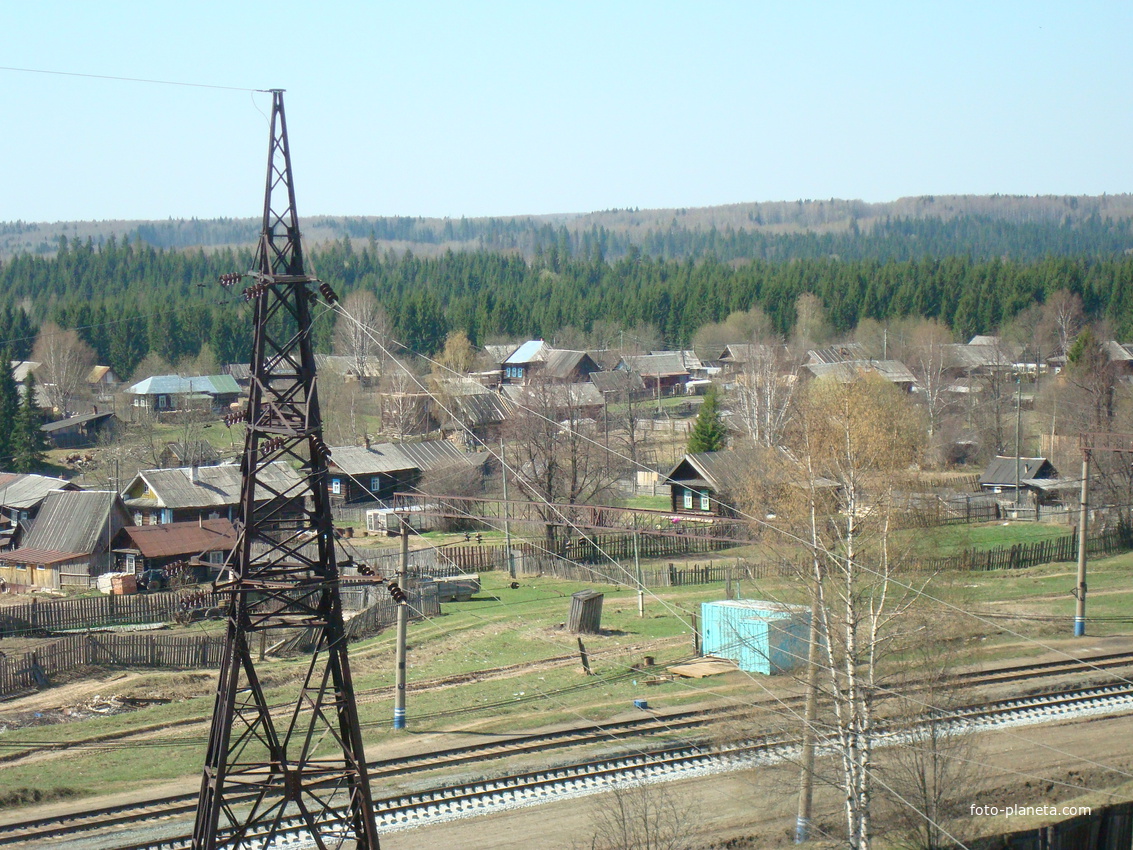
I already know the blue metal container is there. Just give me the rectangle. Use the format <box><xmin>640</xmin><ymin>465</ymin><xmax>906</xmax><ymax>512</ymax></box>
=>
<box><xmin>700</xmin><ymin>599</ymin><xmax>811</xmax><ymax>674</ymax></box>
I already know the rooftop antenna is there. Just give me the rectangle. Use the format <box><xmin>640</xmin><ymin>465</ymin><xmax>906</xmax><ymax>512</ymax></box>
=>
<box><xmin>192</xmin><ymin>90</ymin><xmax>380</xmax><ymax>850</ymax></box>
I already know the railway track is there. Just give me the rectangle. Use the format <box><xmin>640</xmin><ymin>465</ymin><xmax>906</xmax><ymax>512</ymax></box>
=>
<box><xmin>76</xmin><ymin>682</ymin><xmax>1133</xmax><ymax>850</ymax></box>
<box><xmin>3</xmin><ymin>650</ymin><xmax>1133</xmax><ymax>848</ymax></box>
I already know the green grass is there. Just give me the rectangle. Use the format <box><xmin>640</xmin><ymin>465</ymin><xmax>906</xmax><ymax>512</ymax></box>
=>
<box><xmin>621</xmin><ymin>494</ymin><xmax>671</xmax><ymax>511</ymax></box>
<box><xmin>4</xmin><ymin>538</ymin><xmax>1132</xmax><ymax>808</ymax></box>
<box><xmin>898</xmin><ymin>521</ymin><xmax>1070</xmax><ymax>556</ymax></box>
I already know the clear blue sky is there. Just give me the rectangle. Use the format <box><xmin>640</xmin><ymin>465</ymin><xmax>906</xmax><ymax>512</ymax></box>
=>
<box><xmin>3</xmin><ymin>1</ymin><xmax>1130</xmax><ymax>222</ymax></box>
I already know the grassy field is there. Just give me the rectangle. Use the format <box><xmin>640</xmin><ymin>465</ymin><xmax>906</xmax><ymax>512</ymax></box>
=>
<box><xmin>2</xmin><ymin>537</ymin><xmax>1131</xmax><ymax>808</ymax></box>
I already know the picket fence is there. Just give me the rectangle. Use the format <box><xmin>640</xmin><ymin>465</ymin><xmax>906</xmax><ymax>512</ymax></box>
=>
<box><xmin>0</xmin><ymin>589</ymin><xmax>224</xmax><ymax>637</ymax></box>
<box><xmin>0</xmin><ymin>632</ymin><xmax>226</xmax><ymax>697</ymax></box>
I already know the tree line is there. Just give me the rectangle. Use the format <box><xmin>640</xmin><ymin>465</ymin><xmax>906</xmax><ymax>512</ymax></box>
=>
<box><xmin>4</xmin><ymin>232</ymin><xmax>1133</xmax><ymax>379</ymax></box>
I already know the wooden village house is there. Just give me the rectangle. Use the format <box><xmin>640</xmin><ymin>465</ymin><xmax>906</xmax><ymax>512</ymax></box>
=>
<box><xmin>0</xmin><ymin>490</ymin><xmax>131</xmax><ymax>590</ymax></box>
<box><xmin>120</xmin><ymin>462</ymin><xmax>303</xmax><ymax>525</ymax></box>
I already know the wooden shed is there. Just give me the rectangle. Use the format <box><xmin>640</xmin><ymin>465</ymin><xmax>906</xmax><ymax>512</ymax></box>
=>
<box><xmin>568</xmin><ymin>589</ymin><xmax>604</xmax><ymax>634</ymax></box>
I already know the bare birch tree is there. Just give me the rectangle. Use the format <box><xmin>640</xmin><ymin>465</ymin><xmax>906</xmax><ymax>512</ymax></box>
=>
<box><xmin>31</xmin><ymin>322</ymin><xmax>96</xmax><ymax>414</ymax></box>
<box><xmin>781</xmin><ymin>373</ymin><xmax>928</xmax><ymax>850</ymax></box>
<box><xmin>732</xmin><ymin>342</ymin><xmax>799</xmax><ymax>447</ymax></box>
<box><xmin>333</xmin><ymin>290</ymin><xmax>391</xmax><ymax>379</ymax></box>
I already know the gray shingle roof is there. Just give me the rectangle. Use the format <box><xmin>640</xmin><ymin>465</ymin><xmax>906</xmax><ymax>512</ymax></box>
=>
<box><xmin>500</xmin><ymin>382</ymin><xmax>604</xmax><ymax>408</ymax></box>
<box><xmin>443</xmin><ymin>393</ymin><xmax>515</xmax><ymax>428</ymax></box>
<box><xmin>617</xmin><ymin>353</ymin><xmax>688</xmax><ymax>378</ymax></box>
<box><xmin>942</xmin><ymin>344</ymin><xmax>1013</xmax><ymax>370</ymax></box>
<box><xmin>329</xmin><ymin>441</ymin><xmax>473</xmax><ymax>476</ymax></box>
<box><xmin>805</xmin><ymin>360</ymin><xmax>916</xmax><ymax>384</ymax></box>
<box><xmin>806</xmin><ymin>343</ymin><xmax>869</xmax><ymax>365</ymax></box>
<box><xmin>23</xmin><ymin>490</ymin><xmax>126</xmax><ymax>555</ymax></box>
<box><xmin>122</xmin><ymin>462</ymin><xmax>302</xmax><ymax>509</ymax></box>
<box><xmin>0</xmin><ymin>473</ymin><xmax>80</xmax><ymax>510</ymax></box>
<box><xmin>483</xmin><ymin>344</ymin><xmax>520</xmax><ymax>366</ymax></box>
<box><xmin>591</xmin><ymin>371</ymin><xmax>646</xmax><ymax>394</ymax></box>
<box><xmin>541</xmin><ymin>349</ymin><xmax>598</xmax><ymax>380</ymax></box>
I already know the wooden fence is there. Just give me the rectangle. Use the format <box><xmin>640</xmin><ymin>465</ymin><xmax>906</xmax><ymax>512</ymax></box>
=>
<box><xmin>0</xmin><ymin>589</ymin><xmax>224</xmax><ymax>637</ymax></box>
<box><xmin>515</xmin><ymin>526</ymin><xmax>1133</xmax><ymax>587</ymax></box>
<box><xmin>914</xmin><ymin>524</ymin><xmax>1133</xmax><ymax>573</ymax></box>
<box><xmin>0</xmin><ymin>632</ymin><xmax>226</xmax><ymax>697</ymax></box>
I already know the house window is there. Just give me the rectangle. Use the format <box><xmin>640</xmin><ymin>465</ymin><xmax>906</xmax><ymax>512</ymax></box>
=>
<box><xmin>331</xmin><ymin>478</ymin><xmax>342</xmax><ymax>495</ymax></box>
<box><xmin>157</xmin><ymin>394</ymin><xmax>168</xmax><ymax>410</ymax></box>
<box><xmin>682</xmin><ymin>488</ymin><xmax>693</xmax><ymax>510</ymax></box>
<box><xmin>700</xmin><ymin>490</ymin><xmax>710</xmax><ymax>511</ymax></box>
<box><xmin>370</xmin><ymin>477</ymin><xmax>381</xmax><ymax>496</ymax></box>
<box><xmin>134</xmin><ymin>513</ymin><xmax>143</xmax><ymax>526</ymax></box>
<box><xmin>160</xmin><ymin>509</ymin><xmax>173</xmax><ymax>524</ymax></box>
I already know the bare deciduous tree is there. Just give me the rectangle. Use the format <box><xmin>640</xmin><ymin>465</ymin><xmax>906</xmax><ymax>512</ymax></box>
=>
<box><xmin>32</xmin><ymin>322</ymin><xmax>96</xmax><ymax>414</ymax></box>
<box><xmin>732</xmin><ymin>342</ymin><xmax>799</xmax><ymax>447</ymax></box>
<box><xmin>586</xmin><ymin>781</ymin><xmax>694</xmax><ymax>850</ymax></box>
<box><xmin>333</xmin><ymin>290</ymin><xmax>391</xmax><ymax>380</ymax></box>
<box><xmin>504</xmin><ymin>377</ymin><xmax>623</xmax><ymax>548</ymax></box>
<box><xmin>764</xmin><ymin>373</ymin><xmax>928</xmax><ymax>850</ymax></box>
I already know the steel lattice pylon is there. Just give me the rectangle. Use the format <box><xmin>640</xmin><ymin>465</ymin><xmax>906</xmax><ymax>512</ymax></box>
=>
<box><xmin>192</xmin><ymin>91</ymin><xmax>380</xmax><ymax>850</ymax></box>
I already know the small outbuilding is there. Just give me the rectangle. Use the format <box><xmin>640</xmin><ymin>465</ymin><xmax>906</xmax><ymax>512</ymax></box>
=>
<box><xmin>700</xmin><ymin>599</ymin><xmax>810</xmax><ymax>675</ymax></box>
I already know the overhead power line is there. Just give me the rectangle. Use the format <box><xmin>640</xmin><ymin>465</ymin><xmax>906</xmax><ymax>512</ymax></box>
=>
<box><xmin>0</xmin><ymin>65</ymin><xmax>267</xmax><ymax>93</ymax></box>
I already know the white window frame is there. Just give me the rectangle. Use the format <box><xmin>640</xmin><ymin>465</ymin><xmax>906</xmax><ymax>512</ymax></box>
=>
<box><xmin>682</xmin><ymin>488</ymin><xmax>693</xmax><ymax>510</ymax></box>
<box><xmin>331</xmin><ymin>478</ymin><xmax>342</xmax><ymax>495</ymax></box>
<box><xmin>700</xmin><ymin>489</ymin><xmax>710</xmax><ymax>511</ymax></box>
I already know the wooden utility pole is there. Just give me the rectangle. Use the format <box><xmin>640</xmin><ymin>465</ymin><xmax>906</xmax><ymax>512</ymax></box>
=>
<box><xmin>394</xmin><ymin>519</ymin><xmax>409</xmax><ymax>728</ymax></box>
<box><xmin>500</xmin><ymin>438</ymin><xmax>515</xmax><ymax>579</ymax></box>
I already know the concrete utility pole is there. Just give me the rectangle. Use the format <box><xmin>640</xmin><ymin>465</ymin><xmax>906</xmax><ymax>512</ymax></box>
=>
<box><xmin>500</xmin><ymin>438</ymin><xmax>515</xmax><ymax>579</ymax></box>
<box><xmin>634</xmin><ymin>531</ymin><xmax>644</xmax><ymax>617</ymax></box>
<box><xmin>394</xmin><ymin>519</ymin><xmax>409</xmax><ymax>728</ymax></box>
<box><xmin>1014</xmin><ymin>374</ymin><xmax>1022</xmax><ymax>511</ymax></box>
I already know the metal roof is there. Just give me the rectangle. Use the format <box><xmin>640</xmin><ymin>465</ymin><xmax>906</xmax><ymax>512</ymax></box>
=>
<box><xmin>23</xmin><ymin>490</ymin><xmax>127</xmax><ymax>555</ymax></box>
<box><xmin>122</xmin><ymin>462</ymin><xmax>302</xmax><ymax>509</ymax></box>
<box><xmin>40</xmin><ymin>411</ymin><xmax>117</xmax><ymax>433</ymax></box>
<box><xmin>0</xmin><ymin>474</ymin><xmax>80</xmax><ymax>510</ymax></box>
<box><xmin>504</xmin><ymin>340</ymin><xmax>550</xmax><ymax>365</ymax></box>
<box><xmin>979</xmin><ymin>457</ymin><xmax>1057</xmax><ymax>486</ymax></box>
<box><xmin>329</xmin><ymin>441</ymin><xmax>474</xmax><ymax>476</ymax></box>
<box><xmin>127</xmin><ymin>374</ymin><xmax>241</xmax><ymax>396</ymax></box>
<box><xmin>114</xmin><ymin>519</ymin><xmax>237</xmax><ymax>559</ymax></box>
<box><xmin>1</xmin><ymin>547</ymin><xmax>87</xmax><ymax>566</ymax></box>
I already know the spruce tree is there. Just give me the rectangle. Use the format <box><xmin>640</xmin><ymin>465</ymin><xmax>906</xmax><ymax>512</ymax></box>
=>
<box><xmin>0</xmin><ymin>352</ymin><xmax>19</xmax><ymax>467</ymax></box>
<box><xmin>687</xmin><ymin>384</ymin><xmax>727</xmax><ymax>453</ymax></box>
<box><xmin>13</xmin><ymin>372</ymin><xmax>46</xmax><ymax>473</ymax></box>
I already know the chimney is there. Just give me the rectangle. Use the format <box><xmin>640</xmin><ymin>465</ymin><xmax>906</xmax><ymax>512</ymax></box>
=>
<box><xmin>191</xmin><ymin>465</ymin><xmax>201</xmax><ymax>485</ymax></box>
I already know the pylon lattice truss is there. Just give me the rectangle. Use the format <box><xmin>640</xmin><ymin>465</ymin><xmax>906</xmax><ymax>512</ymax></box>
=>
<box><xmin>192</xmin><ymin>90</ymin><xmax>380</xmax><ymax>850</ymax></box>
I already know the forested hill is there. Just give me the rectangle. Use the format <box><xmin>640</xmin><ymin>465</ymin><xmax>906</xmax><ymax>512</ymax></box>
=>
<box><xmin>4</xmin><ymin>193</ymin><xmax>1133</xmax><ymax>263</ymax></box>
<box><xmin>3</xmin><ymin>237</ymin><xmax>1133</xmax><ymax>383</ymax></box>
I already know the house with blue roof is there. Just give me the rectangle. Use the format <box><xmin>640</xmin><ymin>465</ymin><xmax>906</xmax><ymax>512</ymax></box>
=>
<box><xmin>126</xmin><ymin>374</ymin><xmax>242</xmax><ymax>414</ymax></box>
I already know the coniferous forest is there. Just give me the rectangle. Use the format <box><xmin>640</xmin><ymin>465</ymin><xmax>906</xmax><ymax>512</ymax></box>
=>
<box><xmin>2</xmin><ymin>208</ymin><xmax>1133</xmax><ymax>378</ymax></box>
